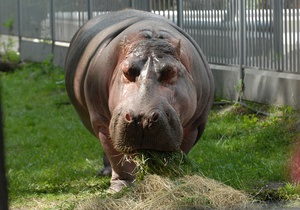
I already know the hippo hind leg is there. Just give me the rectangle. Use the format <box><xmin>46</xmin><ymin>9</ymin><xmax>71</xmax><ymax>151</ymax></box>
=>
<box><xmin>98</xmin><ymin>153</ymin><xmax>112</xmax><ymax>176</ymax></box>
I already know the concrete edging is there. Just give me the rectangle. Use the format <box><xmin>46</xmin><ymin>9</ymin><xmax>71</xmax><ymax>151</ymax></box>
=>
<box><xmin>211</xmin><ymin>64</ymin><xmax>300</xmax><ymax>109</ymax></box>
<box><xmin>243</xmin><ymin>68</ymin><xmax>300</xmax><ymax>109</ymax></box>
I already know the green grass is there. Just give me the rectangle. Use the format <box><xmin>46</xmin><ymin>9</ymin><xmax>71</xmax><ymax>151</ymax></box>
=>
<box><xmin>191</xmin><ymin>105</ymin><xmax>297</xmax><ymax>190</ymax></box>
<box><xmin>2</xmin><ymin>62</ymin><xmax>300</xmax><ymax>208</ymax></box>
<box><xmin>2</xmin><ymin>62</ymin><xmax>109</xmax><ymax>207</ymax></box>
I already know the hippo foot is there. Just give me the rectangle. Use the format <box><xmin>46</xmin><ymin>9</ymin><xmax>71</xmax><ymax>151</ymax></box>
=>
<box><xmin>97</xmin><ymin>166</ymin><xmax>112</xmax><ymax>176</ymax></box>
<box><xmin>107</xmin><ymin>179</ymin><xmax>133</xmax><ymax>193</ymax></box>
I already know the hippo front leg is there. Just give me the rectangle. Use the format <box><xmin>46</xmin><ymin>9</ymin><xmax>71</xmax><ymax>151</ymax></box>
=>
<box><xmin>98</xmin><ymin>133</ymin><xmax>136</xmax><ymax>192</ymax></box>
<box><xmin>98</xmin><ymin>153</ymin><xmax>112</xmax><ymax>176</ymax></box>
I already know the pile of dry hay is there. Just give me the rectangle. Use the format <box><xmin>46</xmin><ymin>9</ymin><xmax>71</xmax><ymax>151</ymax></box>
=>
<box><xmin>76</xmin><ymin>151</ymin><xmax>257</xmax><ymax>210</ymax></box>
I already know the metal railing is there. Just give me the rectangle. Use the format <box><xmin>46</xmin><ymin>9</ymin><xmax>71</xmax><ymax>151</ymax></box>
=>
<box><xmin>0</xmin><ymin>0</ymin><xmax>299</xmax><ymax>74</ymax></box>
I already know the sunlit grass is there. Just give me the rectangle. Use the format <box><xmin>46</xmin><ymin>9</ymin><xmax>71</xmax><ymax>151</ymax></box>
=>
<box><xmin>2</xmin><ymin>62</ymin><xmax>108</xmax><ymax>206</ymax></box>
<box><xmin>190</xmin><ymin>103</ymin><xmax>299</xmax><ymax>192</ymax></box>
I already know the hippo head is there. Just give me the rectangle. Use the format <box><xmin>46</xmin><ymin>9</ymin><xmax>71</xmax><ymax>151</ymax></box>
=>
<box><xmin>108</xmin><ymin>29</ymin><xmax>197</xmax><ymax>154</ymax></box>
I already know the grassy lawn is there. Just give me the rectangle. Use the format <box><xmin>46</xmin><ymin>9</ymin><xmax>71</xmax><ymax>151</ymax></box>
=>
<box><xmin>2</xmin><ymin>62</ymin><xmax>300</xmax><ymax>209</ymax></box>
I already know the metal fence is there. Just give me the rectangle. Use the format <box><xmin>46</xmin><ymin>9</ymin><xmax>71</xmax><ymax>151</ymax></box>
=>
<box><xmin>0</xmin><ymin>0</ymin><xmax>299</xmax><ymax>74</ymax></box>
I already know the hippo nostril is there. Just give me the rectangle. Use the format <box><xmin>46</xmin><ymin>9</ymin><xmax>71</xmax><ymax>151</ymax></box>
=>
<box><xmin>125</xmin><ymin>113</ymin><xmax>132</xmax><ymax>122</ymax></box>
<box><xmin>150</xmin><ymin>111</ymin><xmax>160</xmax><ymax>122</ymax></box>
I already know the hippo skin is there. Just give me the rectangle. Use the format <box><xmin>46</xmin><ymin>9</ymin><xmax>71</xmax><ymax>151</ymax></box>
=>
<box><xmin>65</xmin><ymin>9</ymin><xmax>214</xmax><ymax>192</ymax></box>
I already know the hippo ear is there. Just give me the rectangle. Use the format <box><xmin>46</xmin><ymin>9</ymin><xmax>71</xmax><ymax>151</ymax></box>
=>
<box><xmin>120</xmin><ymin>36</ymin><xmax>130</xmax><ymax>56</ymax></box>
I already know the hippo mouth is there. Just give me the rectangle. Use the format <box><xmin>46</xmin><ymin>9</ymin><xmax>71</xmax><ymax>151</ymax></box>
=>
<box><xmin>109</xmin><ymin>107</ymin><xmax>183</xmax><ymax>154</ymax></box>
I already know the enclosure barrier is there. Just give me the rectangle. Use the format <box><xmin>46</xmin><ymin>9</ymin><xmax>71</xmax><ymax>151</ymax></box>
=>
<box><xmin>0</xmin><ymin>0</ymin><xmax>299</xmax><ymax>108</ymax></box>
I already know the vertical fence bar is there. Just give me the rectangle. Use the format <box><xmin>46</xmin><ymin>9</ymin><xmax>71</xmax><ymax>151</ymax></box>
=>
<box><xmin>177</xmin><ymin>0</ymin><xmax>183</xmax><ymax>28</ymax></box>
<box><xmin>262</xmin><ymin>4</ymin><xmax>265</xmax><ymax>68</ymax></box>
<box><xmin>254</xmin><ymin>0</ymin><xmax>257</xmax><ymax>67</ymax></box>
<box><xmin>203</xmin><ymin>0</ymin><xmax>206</xmax><ymax>61</ymax></box>
<box><xmin>245</xmin><ymin>1</ymin><xmax>248</xmax><ymax>66</ymax></box>
<box><xmin>268</xmin><ymin>0</ymin><xmax>273</xmax><ymax>69</ymax></box>
<box><xmin>223</xmin><ymin>0</ymin><xmax>226</xmax><ymax>64</ymax></box>
<box><xmin>230</xmin><ymin>0</ymin><xmax>237</xmax><ymax>64</ymax></box>
<box><xmin>210</xmin><ymin>0</ymin><xmax>213</xmax><ymax>62</ymax></box>
<box><xmin>204</xmin><ymin>1</ymin><xmax>207</xmax><ymax>59</ymax></box>
<box><xmin>295</xmin><ymin>1</ymin><xmax>300</xmax><ymax>73</ymax></box>
<box><xmin>197</xmin><ymin>2</ymin><xmax>200</xmax><ymax>42</ymax></box>
<box><xmin>190</xmin><ymin>3</ymin><xmax>192</xmax><ymax>36</ymax></box>
<box><xmin>284</xmin><ymin>1</ymin><xmax>288</xmax><ymax>71</ymax></box>
<box><xmin>185</xmin><ymin>1</ymin><xmax>188</xmax><ymax>34</ymax></box>
<box><xmin>172</xmin><ymin>0</ymin><xmax>175</xmax><ymax>20</ymax></box>
<box><xmin>193</xmin><ymin>1</ymin><xmax>196</xmax><ymax>43</ymax></box>
<box><xmin>148</xmin><ymin>0</ymin><xmax>152</xmax><ymax>12</ymax></box>
<box><xmin>189</xmin><ymin>1</ymin><xmax>193</xmax><ymax>56</ymax></box>
<box><xmin>167</xmin><ymin>0</ymin><xmax>171</xmax><ymax>19</ymax></box>
<box><xmin>289</xmin><ymin>5</ymin><xmax>292</xmax><ymax>71</ymax></box>
<box><xmin>88</xmin><ymin>0</ymin><xmax>93</xmax><ymax>19</ymax></box>
<box><xmin>158</xmin><ymin>0</ymin><xmax>161</xmax><ymax>13</ymax></box>
<box><xmin>274</xmin><ymin>0</ymin><xmax>283</xmax><ymax>71</ymax></box>
<box><xmin>268</xmin><ymin>1</ymin><xmax>271</xmax><ymax>69</ymax></box>
<box><xmin>192</xmin><ymin>2</ymin><xmax>196</xmax><ymax>41</ymax></box>
<box><xmin>220</xmin><ymin>1</ymin><xmax>223</xmax><ymax>64</ymax></box>
<box><xmin>285</xmin><ymin>3</ymin><xmax>291</xmax><ymax>70</ymax></box>
<box><xmin>239</xmin><ymin>0</ymin><xmax>245</xmax><ymax>84</ymax></box>
<box><xmin>213</xmin><ymin>4</ymin><xmax>216</xmax><ymax>63</ymax></box>
<box><xmin>267</xmin><ymin>3</ymin><xmax>270</xmax><ymax>69</ymax></box>
<box><xmin>130</xmin><ymin>0</ymin><xmax>134</xmax><ymax>9</ymax></box>
<box><xmin>258</xmin><ymin>2</ymin><xmax>262</xmax><ymax>67</ymax></box>
<box><xmin>216</xmin><ymin>2</ymin><xmax>219</xmax><ymax>64</ymax></box>
<box><xmin>221</xmin><ymin>1</ymin><xmax>224</xmax><ymax>64</ymax></box>
<box><xmin>50</xmin><ymin>0</ymin><xmax>55</xmax><ymax>54</ymax></box>
<box><xmin>232</xmin><ymin>0</ymin><xmax>235</xmax><ymax>64</ymax></box>
<box><xmin>235</xmin><ymin>0</ymin><xmax>238</xmax><ymax>64</ymax></box>
<box><xmin>170</xmin><ymin>0</ymin><xmax>173</xmax><ymax>19</ymax></box>
<box><xmin>250</xmin><ymin>0</ymin><xmax>254</xmax><ymax>67</ymax></box>
<box><xmin>293</xmin><ymin>4</ymin><xmax>296</xmax><ymax>72</ymax></box>
<box><xmin>17</xmin><ymin>0</ymin><xmax>22</xmax><ymax>58</ymax></box>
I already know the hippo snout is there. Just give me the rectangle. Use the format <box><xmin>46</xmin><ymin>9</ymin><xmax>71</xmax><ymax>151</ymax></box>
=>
<box><xmin>124</xmin><ymin>109</ymin><xmax>160</xmax><ymax>129</ymax></box>
<box><xmin>110</xmin><ymin>107</ymin><xmax>183</xmax><ymax>154</ymax></box>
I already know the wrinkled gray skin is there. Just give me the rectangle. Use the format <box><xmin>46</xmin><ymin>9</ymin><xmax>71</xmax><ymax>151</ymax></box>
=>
<box><xmin>65</xmin><ymin>9</ymin><xmax>214</xmax><ymax>192</ymax></box>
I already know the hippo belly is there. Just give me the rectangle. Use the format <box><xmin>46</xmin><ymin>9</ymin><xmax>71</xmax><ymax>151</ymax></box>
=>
<box><xmin>65</xmin><ymin>9</ymin><xmax>214</xmax><ymax>192</ymax></box>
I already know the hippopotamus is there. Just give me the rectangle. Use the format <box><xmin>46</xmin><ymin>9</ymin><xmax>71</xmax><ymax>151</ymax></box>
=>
<box><xmin>65</xmin><ymin>9</ymin><xmax>214</xmax><ymax>192</ymax></box>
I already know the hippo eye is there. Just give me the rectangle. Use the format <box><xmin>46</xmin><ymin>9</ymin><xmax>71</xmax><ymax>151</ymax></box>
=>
<box><xmin>123</xmin><ymin>65</ymin><xmax>140</xmax><ymax>82</ymax></box>
<box><xmin>158</xmin><ymin>65</ymin><xmax>177</xmax><ymax>84</ymax></box>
